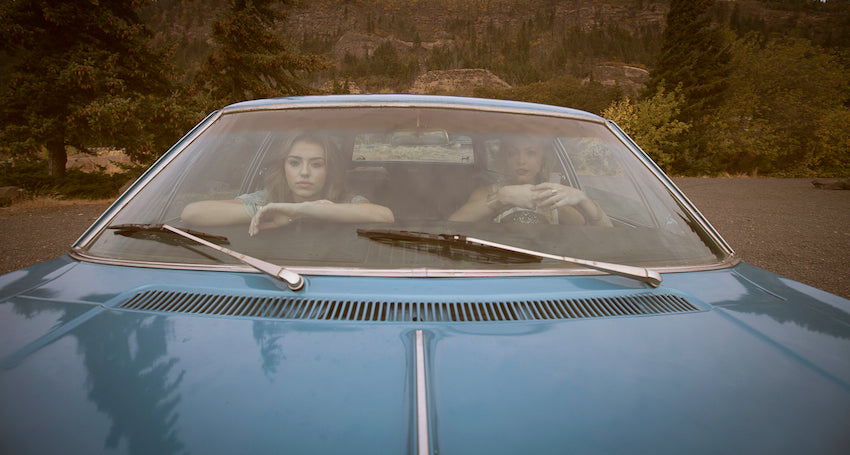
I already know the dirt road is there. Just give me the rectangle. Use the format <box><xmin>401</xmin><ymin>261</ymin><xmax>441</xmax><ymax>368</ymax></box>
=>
<box><xmin>1</xmin><ymin>178</ymin><xmax>848</xmax><ymax>299</ymax></box>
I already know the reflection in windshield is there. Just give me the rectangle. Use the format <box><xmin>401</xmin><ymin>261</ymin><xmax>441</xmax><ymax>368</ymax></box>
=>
<box><xmin>86</xmin><ymin>107</ymin><xmax>727</xmax><ymax>270</ymax></box>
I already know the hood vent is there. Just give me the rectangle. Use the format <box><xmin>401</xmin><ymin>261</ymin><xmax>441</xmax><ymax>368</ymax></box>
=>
<box><xmin>118</xmin><ymin>289</ymin><xmax>701</xmax><ymax>322</ymax></box>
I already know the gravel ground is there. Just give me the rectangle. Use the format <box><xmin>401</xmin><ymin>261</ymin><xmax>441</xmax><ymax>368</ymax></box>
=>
<box><xmin>1</xmin><ymin>178</ymin><xmax>848</xmax><ymax>299</ymax></box>
<box><xmin>0</xmin><ymin>199</ymin><xmax>113</xmax><ymax>274</ymax></box>
<box><xmin>674</xmin><ymin>177</ymin><xmax>849</xmax><ymax>299</ymax></box>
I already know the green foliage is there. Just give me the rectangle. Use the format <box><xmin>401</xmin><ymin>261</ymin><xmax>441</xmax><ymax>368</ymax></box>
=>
<box><xmin>603</xmin><ymin>86</ymin><xmax>691</xmax><ymax>171</ymax></box>
<box><xmin>705</xmin><ymin>35</ymin><xmax>850</xmax><ymax>176</ymax></box>
<box><xmin>137</xmin><ymin>0</ymin><xmax>228</xmax><ymax>82</ymax></box>
<box><xmin>0</xmin><ymin>0</ymin><xmax>182</xmax><ymax>177</ymax></box>
<box><xmin>2</xmin><ymin>0</ymin><xmax>849</xmax><ymax>183</ymax></box>
<box><xmin>53</xmin><ymin>169</ymin><xmax>136</xmax><ymax>200</ymax></box>
<box><xmin>0</xmin><ymin>159</ymin><xmax>55</xmax><ymax>196</ymax></box>
<box><xmin>422</xmin><ymin>12</ymin><xmax>663</xmax><ymax>86</ymax></box>
<box><xmin>339</xmin><ymin>42</ymin><xmax>418</xmax><ymax>86</ymax></box>
<box><xmin>474</xmin><ymin>75</ymin><xmax>622</xmax><ymax>115</ymax></box>
<box><xmin>372</xmin><ymin>41</ymin><xmax>404</xmax><ymax>77</ymax></box>
<box><xmin>646</xmin><ymin>0</ymin><xmax>731</xmax><ymax>122</ymax></box>
<box><xmin>426</xmin><ymin>45</ymin><xmax>456</xmax><ymax>71</ymax></box>
<box><xmin>812</xmin><ymin>106</ymin><xmax>850</xmax><ymax>177</ymax></box>
<box><xmin>300</xmin><ymin>31</ymin><xmax>338</xmax><ymax>55</ymax></box>
<box><xmin>193</xmin><ymin>0</ymin><xmax>328</xmax><ymax>107</ymax></box>
<box><xmin>0</xmin><ymin>159</ymin><xmax>140</xmax><ymax>199</ymax></box>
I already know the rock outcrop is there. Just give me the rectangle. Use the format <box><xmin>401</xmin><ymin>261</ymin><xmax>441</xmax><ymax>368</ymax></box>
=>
<box><xmin>409</xmin><ymin>69</ymin><xmax>511</xmax><ymax>96</ymax></box>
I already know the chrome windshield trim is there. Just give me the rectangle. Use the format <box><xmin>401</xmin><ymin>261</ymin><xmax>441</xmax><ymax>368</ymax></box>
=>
<box><xmin>68</xmin><ymin>249</ymin><xmax>740</xmax><ymax>278</ymax></box>
<box><xmin>223</xmin><ymin>100</ymin><xmax>606</xmax><ymax>124</ymax></box>
<box><xmin>414</xmin><ymin>330</ymin><xmax>430</xmax><ymax>455</ymax></box>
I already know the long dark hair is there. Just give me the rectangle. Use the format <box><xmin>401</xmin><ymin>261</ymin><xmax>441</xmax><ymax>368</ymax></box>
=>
<box><xmin>265</xmin><ymin>132</ymin><xmax>347</xmax><ymax>202</ymax></box>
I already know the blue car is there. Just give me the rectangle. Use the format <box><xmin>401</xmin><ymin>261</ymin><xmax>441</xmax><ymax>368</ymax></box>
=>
<box><xmin>2</xmin><ymin>95</ymin><xmax>848</xmax><ymax>454</ymax></box>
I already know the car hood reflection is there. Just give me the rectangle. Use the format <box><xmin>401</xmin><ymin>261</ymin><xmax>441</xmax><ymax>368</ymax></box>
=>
<box><xmin>1</xmin><ymin>261</ymin><xmax>849</xmax><ymax>454</ymax></box>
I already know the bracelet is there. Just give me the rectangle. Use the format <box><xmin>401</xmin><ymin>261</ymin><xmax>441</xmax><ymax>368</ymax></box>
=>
<box><xmin>242</xmin><ymin>201</ymin><xmax>258</xmax><ymax>218</ymax></box>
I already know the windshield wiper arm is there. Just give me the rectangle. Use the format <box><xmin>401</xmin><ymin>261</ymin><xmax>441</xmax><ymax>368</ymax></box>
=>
<box><xmin>109</xmin><ymin>223</ymin><xmax>305</xmax><ymax>291</ymax></box>
<box><xmin>357</xmin><ymin>229</ymin><xmax>662</xmax><ymax>288</ymax></box>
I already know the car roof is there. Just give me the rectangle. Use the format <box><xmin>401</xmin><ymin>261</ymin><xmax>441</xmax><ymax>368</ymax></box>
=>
<box><xmin>222</xmin><ymin>94</ymin><xmax>604</xmax><ymax>121</ymax></box>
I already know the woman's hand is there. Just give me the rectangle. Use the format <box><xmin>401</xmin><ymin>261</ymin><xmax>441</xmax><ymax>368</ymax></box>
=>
<box><xmin>530</xmin><ymin>183</ymin><xmax>589</xmax><ymax>209</ymax></box>
<box><xmin>531</xmin><ymin>183</ymin><xmax>612</xmax><ymax>226</ymax></box>
<box><xmin>497</xmin><ymin>184</ymin><xmax>538</xmax><ymax>210</ymax></box>
<box><xmin>249</xmin><ymin>202</ymin><xmax>296</xmax><ymax>236</ymax></box>
<box><xmin>249</xmin><ymin>200</ymin><xmax>336</xmax><ymax>236</ymax></box>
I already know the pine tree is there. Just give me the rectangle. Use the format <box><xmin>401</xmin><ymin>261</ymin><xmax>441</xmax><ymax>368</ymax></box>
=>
<box><xmin>645</xmin><ymin>0</ymin><xmax>731</xmax><ymax>123</ymax></box>
<box><xmin>0</xmin><ymin>0</ymin><xmax>181</xmax><ymax>177</ymax></box>
<box><xmin>193</xmin><ymin>0</ymin><xmax>327</xmax><ymax>108</ymax></box>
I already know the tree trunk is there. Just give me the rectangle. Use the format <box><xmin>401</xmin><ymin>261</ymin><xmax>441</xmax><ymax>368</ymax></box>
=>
<box><xmin>47</xmin><ymin>139</ymin><xmax>67</xmax><ymax>179</ymax></box>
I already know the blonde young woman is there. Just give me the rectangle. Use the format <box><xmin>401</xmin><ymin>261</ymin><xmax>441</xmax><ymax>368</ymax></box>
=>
<box><xmin>449</xmin><ymin>136</ymin><xmax>611</xmax><ymax>226</ymax></box>
<box><xmin>181</xmin><ymin>133</ymin><xmax>394</xmax><ymax>235</ymax></box>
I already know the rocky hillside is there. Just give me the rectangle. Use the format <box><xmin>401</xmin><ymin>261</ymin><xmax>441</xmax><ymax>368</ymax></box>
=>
<box><xmin>141</xmin><ymin>0</ymin><xmax>848</xmax><ymax>95</ymax></box>
<box><xmin>286</xmin><ymin>0</ymin><xmax>670</xmax><ymax>41</ymax></box>
<box><xmin>409</xmin><ymin>69</ymin><xmax>511</xmax><ymax>95</ymax></box>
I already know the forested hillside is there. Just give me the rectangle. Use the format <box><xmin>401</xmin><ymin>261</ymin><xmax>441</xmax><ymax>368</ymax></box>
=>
<box><xmin>140</xmin><ymin>0</ymin><xmax>849</xmax><ymax>92</ymax></box>
<box><xmin>140</xmin><ymin>0</ymin><xmax>850</xmax><ymax>177</ymax></box>
<box><xmin>2</xmin><ymin>0</ymin><xmax>848</xmax><ymax>199</ymax></box>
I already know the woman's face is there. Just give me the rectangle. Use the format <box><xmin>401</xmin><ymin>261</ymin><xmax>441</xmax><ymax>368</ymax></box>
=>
<box><xmin>505</xmin><ymin>140</ymin><xmax>544</xmax><ymax>184</ymax></box>
<box><xmin>284</xmin><ymin>140</ymin><xmax>328</xmax><ymax>202</ymax></box>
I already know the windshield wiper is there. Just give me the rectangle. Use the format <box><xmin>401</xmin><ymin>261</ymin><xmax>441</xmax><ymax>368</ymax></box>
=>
<box><xmin>109</xmin><ymin>223</ymin><xmax>305</xmax><ymax>291</ymax></box>
<box><xmin>111</xmin><ymin>223</ymin><xmax>231</xmax><ymax>245</ymax></box>
<box><xmin>357</xmin><ymin>228</ymin><xmax>540</xmax><ymax>264</ymax></box>
<box><xmin>357</xmin><ymin>229</ymin><xmax>662</xmax><ymax>288</ymax></box>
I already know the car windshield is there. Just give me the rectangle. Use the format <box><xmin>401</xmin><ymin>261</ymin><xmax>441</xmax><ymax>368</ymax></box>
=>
<box><xmin>82</xmin><ymin>105</ymin><xmax>727</xmax><ymax>271</ymax></box>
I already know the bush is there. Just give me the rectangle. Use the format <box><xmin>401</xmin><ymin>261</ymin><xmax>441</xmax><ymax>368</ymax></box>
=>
<box><xmin>473</xmin><ymin>75</ymin><xmax>623</xmax><ymax>115</ymax></box>
<box><xmin>812</xmin><ymin>107</ymin><xmax>850</xmax><ymax>177</ymax></box>
<box><xmin>0</xmin><ymin>159</ymin><xmax>139</xmax><ymax>199</ymax></box>
<box><xmin>0</xmin><ymin>159</ymin><xmax>54</xmax><ymax>195</ymax></box>
<box><xmin>705</xmin><ymin>35</ymin><xmax>850</xmax><ymax>176</ymax></box>
<box><xmin>603</xmin><ymin>86</ymin><xmax>691</xmax><ymax>172</ymax></box>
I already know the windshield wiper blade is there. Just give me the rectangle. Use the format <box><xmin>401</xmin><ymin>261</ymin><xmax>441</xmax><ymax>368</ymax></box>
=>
<box><xmin>109</xmin><ymin>223</ymin><xmax>304</xmax><ymax>291</ymax></box>
<box><xmin>357</xmin><ymin>228</ymin><xmax>540</xmax><ymax>263</ymax></box>
<box><xmin>357</xmin><ymin>229</ymin><xmax>662</xmax><ymax>288</ymax></box>
<box><xmin>110</xmin><ymin>223</ymin><xmax>230</xmax><ymax>244</ymax></box>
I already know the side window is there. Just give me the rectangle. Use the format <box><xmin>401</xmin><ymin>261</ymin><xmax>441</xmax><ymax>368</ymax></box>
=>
<box><xmin>163</xmin><ymin>132</ymin><xmax>270</xmax><ymax>221</ymax></box>
<box><xmin>562</xmin><ymin>137</ymin><xmax>654</xmax><ymax>227</ymax></box>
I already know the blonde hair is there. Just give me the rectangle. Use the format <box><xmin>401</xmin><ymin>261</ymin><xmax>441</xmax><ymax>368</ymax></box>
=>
<box><xmin>265</xmin><ymin>132</ymin><xmax>347</xmax><ymax>203</ymax></box>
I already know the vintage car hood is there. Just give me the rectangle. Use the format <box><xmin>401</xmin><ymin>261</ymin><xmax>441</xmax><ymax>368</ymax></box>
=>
<box><xmin>1</xmin><ymin>258</ymin><xmax>849</xmax><ymax>454</ymax></box>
